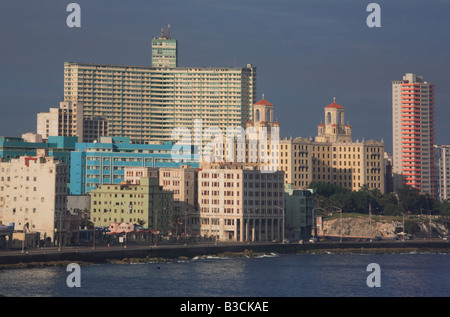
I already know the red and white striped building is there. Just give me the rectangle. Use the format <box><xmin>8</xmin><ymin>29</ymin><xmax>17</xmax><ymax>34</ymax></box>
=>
<box><xmin>392</xmin><ymin>73</ymin><xmax>437</xmax><ymax>197</ymax></box>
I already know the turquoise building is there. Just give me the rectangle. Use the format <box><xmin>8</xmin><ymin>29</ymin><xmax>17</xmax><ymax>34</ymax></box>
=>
<box><xmin>284</xmin><ymin>184</ymin><xmax>317</xmax><ymax>242</ymax></box>
<box><xmin>0</xmin><ymin>135</ymin><xmax>77</xmax><ymax>164</ymax></box>
<box><xmin>70</xmin><ymin>136</ymin><xmax>199</xmax><ymax>195</ymax></box>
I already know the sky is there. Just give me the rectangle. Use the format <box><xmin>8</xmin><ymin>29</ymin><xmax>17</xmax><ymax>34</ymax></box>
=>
<box><xmin>1</xmin><ymin>0</ymin><xmax>450</xmax><ymax>153</ymax></box>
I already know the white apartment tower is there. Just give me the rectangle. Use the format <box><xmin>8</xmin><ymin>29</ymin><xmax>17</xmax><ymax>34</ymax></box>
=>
<box><xmin>392</xmin><ymin>73</ymin><xmax>437</xmax><ymax>197</ymax></box>
<box><xmin>435</xmin><ymin>145</ymin><xmax>450</xmax><ymax>201</ymax></box>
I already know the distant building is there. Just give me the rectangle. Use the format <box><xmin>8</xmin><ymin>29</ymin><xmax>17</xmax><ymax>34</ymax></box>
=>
<box><xmin>159</xmin><ymin>165</ymin><xmax>200</xmax><ymax>236</ymax></box>
<box><xmin>89</xmin><ymin>177</ymin><xmax>174</xmax><ymax>234</ymax></box>
<box><xmin>0</xmin><ymin>134</ymin><xmax>76</xmax><ymax>165</ymax></box>
<box><xmin>284</xmin><ymin>184</ymin><xmax>317</xmax><ymax>242</ymax></box>
<box><xmin>384</xmin><ymin>152</ymin><xmax>394</xmax><ymax>193</ymax></box>
<box><xmin>151</xmin><ymin>24</ymin><xmax>178</xmax><ymax>68</ymax></box>
<box><xmin>279</xmin><ymin>99</ymin><xmax>385</xmax><ymax>193</ymax></box>
<box><xmin>69</xmin><ymin>136</ymin><xmax>198</xmax><ymax>195</ymax></box>
<box><xmin>198</xmin><ymin>162</ymin><xmax>285</xmax><ymax>242</ymax></box>
<box><xmin>434</xmin><ymin>145</ymin><xmax>450</xmax><ymax>201</ymax></box>
<box><xmin>0</xmin><ymin>153</ymin><xmax>68</xmax><ymax>245</ymax></box>
<box><xmin>63</xmin><ymin>27</ymin><xmax>256</xmax><ymax>146</ymax></box>
<box><xmin>392</xmin><ymin>73</ymin><xmax>437</xmax><ymax>197</ymax></box>
<box><xmin>37</xmin><ymin>101</ymin><xmax>108</xmax><ymax>143</ymax></box>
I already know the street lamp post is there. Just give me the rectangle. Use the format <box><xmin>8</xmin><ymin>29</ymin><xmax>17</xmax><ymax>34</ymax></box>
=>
<box><xmin>21</xmin><ymin>209</ymin><xmax>28</xmax><ymax>254</ymax></box>
<box><xmin>330</xmin><ymin>206</ymin><xmax>343</xmax><ymax>243</ymax></box>
<box><xmin>184</xmin><ymin>208</ymin><xmax>187</xmax><ymax>246</ymax></box>
<box><xmin>403</xmin><ymin>212</ymin><xmax>405</xmax><ymax>242</ymax></box>
<box><xmin>92</xmin><ymin>222</ymin><xmax>96</xmax><ymax>250</ymax></box>
<box><xmin>312</xmin><ymin>207</ymin><xmax>325</xmax><ymax>241</ymax></box>
<box><xmin>274</xmin><ymin>206</ymin><xmax>285</xmax><ymax>243</ymax></box>
<box><xmin>58</xmin><ymin>210</ymin><xmax>62</xmax><ymax>251</ymax></box>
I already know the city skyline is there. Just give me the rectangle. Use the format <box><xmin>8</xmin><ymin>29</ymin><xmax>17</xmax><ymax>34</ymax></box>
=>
<box><xmin>1</xmin><ymin>1</ymin><xmax>450</xmax><ymax>153</ymax></box>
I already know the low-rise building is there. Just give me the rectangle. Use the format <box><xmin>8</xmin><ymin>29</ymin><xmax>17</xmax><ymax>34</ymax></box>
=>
<box><xmin>0</xmin><ymin>153</ymin><xmax>68</xmax><ymax>245</ymax></box>
<box><xmin>198</xmin><ymin>162</ymin><xmax>285</xmax><ymax>242</ymax></box>
<box><xmin>70</xmin><ymin>136</ymin><xmax>198</xmax><ymax>195</ymax></box>
<box><xmin>89</xmin><ymin>177</ymin><xmax>174</xmax><ymax>234</ymax></box>
<box><xmin>37</xmin><ymin>101</ymin><xmax>108</xmax><ymax>143</ymax></box>
<box><xmin>284</xmin><ymin>184</ymin><xmax>317</xmax><ymax>242</ymax></box>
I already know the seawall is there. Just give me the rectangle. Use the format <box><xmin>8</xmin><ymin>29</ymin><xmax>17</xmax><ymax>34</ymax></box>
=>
<box><xmin>1</xmin><ymin>241</ymin><xmax>449</xmax><ymax>266</ymax></box>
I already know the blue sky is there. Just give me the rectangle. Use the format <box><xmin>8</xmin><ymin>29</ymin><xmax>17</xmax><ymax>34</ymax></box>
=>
<box><xmin>1</xmin><ymin>0</ymin><xmax>449</xmax><ymax>153</ymax></box>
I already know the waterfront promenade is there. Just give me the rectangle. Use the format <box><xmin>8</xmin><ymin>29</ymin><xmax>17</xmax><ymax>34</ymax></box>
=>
<box><xmin>1</xmin><ymin>240</ymin><xmax>449</xmax><ymax>266</ymax></box>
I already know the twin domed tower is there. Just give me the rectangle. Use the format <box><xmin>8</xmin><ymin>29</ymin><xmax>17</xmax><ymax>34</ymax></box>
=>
<box><xmin>246</xmin><ymin>96</ymin><xmax>352</xmax><ymax>144</ymax></box>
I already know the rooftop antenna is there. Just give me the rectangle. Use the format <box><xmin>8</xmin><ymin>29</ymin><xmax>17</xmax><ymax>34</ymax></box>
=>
<box><xmin>161</xmin><ymin>24</ymin><xmax>171</xmax><ymax>39</ymax></box>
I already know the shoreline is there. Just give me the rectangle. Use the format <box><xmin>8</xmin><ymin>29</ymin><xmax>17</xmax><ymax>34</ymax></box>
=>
<box><xmin>0</xmin><ymin>241</ymin><xmax>449</xmax><ymax>270</ymax></box>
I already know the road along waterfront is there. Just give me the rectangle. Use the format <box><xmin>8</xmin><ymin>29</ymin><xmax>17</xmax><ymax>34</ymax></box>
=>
<box><xmin>1</xmin><ymin>240</ymin><xmax>449</xmax><ymax>266</ymax></box>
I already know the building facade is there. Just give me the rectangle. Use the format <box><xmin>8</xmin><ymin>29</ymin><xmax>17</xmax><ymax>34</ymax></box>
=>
<box><xmin>0</xmin><ymin>134</ymin><xmax>76</xmax><ymax>165</ymax></box>
<box><xmin>392</xmin><ymin>73</ymin><xmax>437</xmax><ymax>197</ymax></box>
<box><xmin>151</xmin><ymin>25</ymin><xmax>178</xmax><ymax>68</ymax></box>
<box><xmin>37</xmin><ymin>101</ymin><xmax>108</xmax><ymax>143</ymax></box>
<box><xmin>198</xmin><ymin>163</ymin><xmax>285</xmax><ymax>242</ymax></box>
<box><xmin>279</xmin><ymin>100</ymin><xmax>385</xmax><ymax>192</ymax></box>
<box><xmin>284</xmin><ymin>184</ymin><xmax>317</xmax><ymax>242</ymax></box>
<box><xmin>0</xmin><ymin>154</ymin><xmax>68</xmax><ymax>244</ymax></box>
<box><xmin>159</xmin><ymin>165</ymin><xmax>200</xmax><ymax>236</ymax></box>
<box><xmin>63</xmin><ymin>28</ymin><xmax>256</xmax><ymax>145</ymax></box>
<box><xmin>434</xmin><ymin>145</ymin><xmax>450</xmax><ymax>201</ymax></box>
<box><xmin>70</xmin><ymin>136</ymin><xmax>199</xmax><ymax>195</ymax></box>
<box><xmin>89</xmin><ymin>177</ymin><xmax>174</xmax><ymax>233</ymax></box>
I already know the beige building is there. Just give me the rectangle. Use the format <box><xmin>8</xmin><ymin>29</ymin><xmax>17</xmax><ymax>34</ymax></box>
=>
<box><xmin>159</xmin><ymin>165</ymin><xmax>199</xmax><ymax>236</ymax></box>
<box><xmin>0</xmin><ymin>152</ymin><xmax>68</xmax><ymax>244</ymax></box>
<box><xmin>124</xmin><ymin>167</ymin><xmax>159</xmax><ymax>185</ymax></box>
<box><xmin>37</xmin><ymin>101</ymin><xmax>108</xmax><ymax>143</ymax></box>
<box><xmin>63</xmin><ymin>62</ymin><xmax>256</xmax><ymax>146</ymax></box>
<box><xmin>280</xmin><ymin>99</ymin><xmax>385</xmax><ymax>193</ymax></box>
<box><xmin>198</xmin><ymin>162</ymin><xmax>285</xmax><ymax>242</ymax></box>
<box><xmin>209</xmin><ymin>96</ymin><xmax>280</xmax><ymax>173</ymax></box>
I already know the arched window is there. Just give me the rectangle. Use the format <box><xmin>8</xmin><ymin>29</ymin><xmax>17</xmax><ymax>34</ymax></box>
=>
<box><xmin>266</xmin><ymin>110</ymin><xmax>270</xmax><ymax>122</ymax></box>
<box><xmin>256</xmin><ymin>109</ymin><xmax>260</xmax><ymax>121</ymax></box>
<box><xmin>327</xmin><ymin>112</ymin><xmax>331</xmax><ymax>124</ymax></box>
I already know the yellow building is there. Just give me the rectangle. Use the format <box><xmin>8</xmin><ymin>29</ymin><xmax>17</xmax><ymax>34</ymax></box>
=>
<box><xmin>280</xmin><ymin>99</ymin><xmax>385</xmax><ymax>193</ymax></box>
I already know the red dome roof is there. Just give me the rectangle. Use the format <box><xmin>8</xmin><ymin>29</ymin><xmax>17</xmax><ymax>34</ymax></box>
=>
<box><xmin>254</xmin><ymin>99</ymin><xmax>273</xmax><ymax>106</ymax></box>
<box><xmin>274</xmin><ymin>121</ymin><xmax>280</xmax><ymax>125</ymax></box>
<box><xmin>325</xmin><ymin>102</ymin><xmax>344</xmax><ymax>109</ymax></box>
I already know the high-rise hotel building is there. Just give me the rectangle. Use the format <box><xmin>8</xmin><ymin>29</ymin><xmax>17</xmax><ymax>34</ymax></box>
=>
<box><xmin>63</xmin><ymin>26</ymin><xmax>256</xmax><ymax>145</ymax></box>
<box><xmin>279</xmin><ymin>99</ymin><xmax>385</xmax><ymax>193</ymax></box>
<box><xmin>392</xmin><ymin>73</ymin><xmax>437</xmax><ymax>197</ymax></box>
